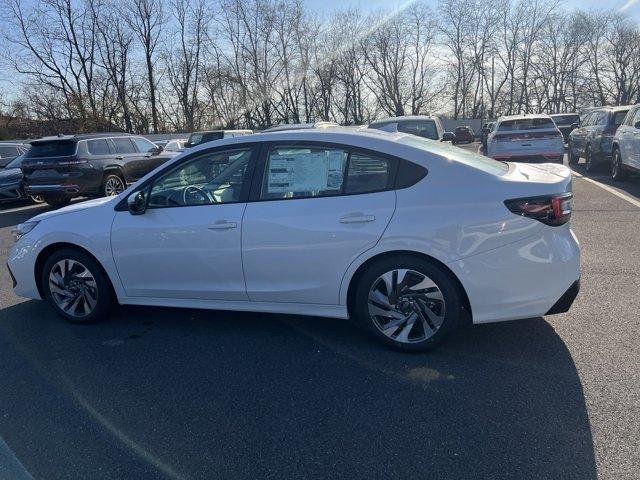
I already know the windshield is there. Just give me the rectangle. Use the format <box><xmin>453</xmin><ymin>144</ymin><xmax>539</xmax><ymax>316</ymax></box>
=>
<box><xmin>398</xmin><ymin>134</ymin><xmax>508</xmax><ymax>175</ymax></box>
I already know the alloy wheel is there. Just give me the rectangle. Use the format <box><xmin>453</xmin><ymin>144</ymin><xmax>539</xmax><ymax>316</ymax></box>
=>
<box><xmin>104</xmin><ymin>176</ymin><xmax>125</xmax><ymax>196</ymax></box>
<box><xmin>368</xmin><ymin>269</ymin><xmax>446</xmax><ymax>344</ymax></box>
<box><xmin>612</xmin><ymin>152</ymin><xmax>620</xmax><ymax>178</ymax></box>
<box><xmin>48</xmin><ymin>259</ymin><xmax>98</xmax><ymax>317</ymax></box>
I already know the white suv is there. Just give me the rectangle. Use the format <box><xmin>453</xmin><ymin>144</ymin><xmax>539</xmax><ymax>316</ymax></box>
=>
<box><xmin>611</xmin><ymin>104</ymin><xmax>640</xmax><ymax>181</ymax></box>
<box><xmin>487</xmin><ymin>114</ymin><xmax>564</xmax><ymax>163</ymax></box>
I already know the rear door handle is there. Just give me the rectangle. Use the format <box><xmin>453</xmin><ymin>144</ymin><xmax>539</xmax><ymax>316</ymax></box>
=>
<box><xmin>208</xmin><ymin>221</ymin><xmax>237</xmax><ymax>230</ymax></box>
<box><xmin>339</xmin><ymin>214</ymin><xmax>375</xmax><ymax>224</ymax></box>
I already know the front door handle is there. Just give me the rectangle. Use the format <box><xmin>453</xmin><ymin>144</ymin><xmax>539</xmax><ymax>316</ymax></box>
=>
<box><xmin>208</xmin><ymin>221</ymin><xmax>237</xmax><ymax>230</ymax></box>
<box><xmin>339</xmin><ymin>214</ymin><xmax>375</xmax><ymax>224</ymax></box>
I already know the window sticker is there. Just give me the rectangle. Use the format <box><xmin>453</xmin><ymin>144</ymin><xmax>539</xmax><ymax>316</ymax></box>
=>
<box><xmin>267</xmin><ymin>150</ymin><xmax>345</xmax><ymax>193</ymax></box>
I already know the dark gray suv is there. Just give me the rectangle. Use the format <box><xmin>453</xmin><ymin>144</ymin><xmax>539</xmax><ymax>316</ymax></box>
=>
<box><xmin>22</xmin><ymin>133</ymin><xmax>173</xmax><ymax>207</ymax></box>
<box><xmin>568</xmin><ymin>106</ymin><xmax>630</xmax><ymax>172</ymax></box>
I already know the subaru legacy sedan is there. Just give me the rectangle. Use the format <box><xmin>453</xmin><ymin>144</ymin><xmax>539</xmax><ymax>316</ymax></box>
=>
<box><xmin>8</xmin><ymin>129</ymin><xmax>580</xmax><ymax>351</ymax></box>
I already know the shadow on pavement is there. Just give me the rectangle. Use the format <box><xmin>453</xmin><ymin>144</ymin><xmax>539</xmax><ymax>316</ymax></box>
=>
<box><xmin>0</xmin><ymin>301</ymin><xmax>597</xmax><ymax>479</ymax></box>
<box><xmin>571</xmin><ymin>160</ymin><xmax>640</xmax><ymax>200</ymax></box>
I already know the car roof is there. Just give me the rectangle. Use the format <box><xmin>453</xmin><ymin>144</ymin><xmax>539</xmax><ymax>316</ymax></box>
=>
<box><xmin>499</xmin><ymin>114</ymin><xmax>551</xmax><ymax>121</ymax></box>
<box><xmin>30</xmin><ymin>133</ymin><xmax>136</xmax><ymax>144</ymax></box>
<box><xmin>262</xmin><ymin>122</ymin><xmax>339</xmax><ymax>132</ymax></box>
<box><xmin>550</xmin><ymin>113</ymin><xmax>579</xmax><ymax>117</ymax></box>
<box><xmin>370</xmin><ymin>115</ymin><xmax>437</xmax><ymax>124</ymax></box>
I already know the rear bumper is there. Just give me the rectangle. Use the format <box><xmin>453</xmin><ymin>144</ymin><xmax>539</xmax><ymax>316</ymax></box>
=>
<box><xmin>24</xmin><ymin>184</ymin><xmax>80</xmax><ymax>195</ymax></box>
<box><xmin>491</xmin><ymin>151</ymin><xmax>564</xmax><ymax>162</ymax></box>
<box><xmin>448</xmin><ymin>225</ymin><xmax>580</xmax><ymax>324</ymax></box>
<box><xmin>546</xmin><ymin>279</ymin><xmax>580</xmax><ymax>315</ymax></box>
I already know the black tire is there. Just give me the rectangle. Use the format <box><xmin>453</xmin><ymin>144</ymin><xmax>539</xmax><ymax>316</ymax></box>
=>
<box><xmin>611</xmin><ymin>148</ymin><xmax>629</xmax><ymax>181</ymax></box>
<box><xmin>353</xmin><ymin>255</ymin><xmax>462</xmax><ymax>352</ymax></box>
<box><xmin>102</xmin><ymin>173</ymin><xmax>126</xmax><ymax>197</ymax></box>
<box><xmin>44</xmin><ymin>196</ymin><xmax>71</xmax><ymax>208</ymax></box>
<box><xmin>568</xmin><ymin>142</ymin><xmax>579</xmax><ymax>165</ymax></box>
<box><xmin>584</xmin><ymin>146</ymin><xmax>598</xmax><ymax>172</ymax></box>
<box><xmin>42</xmin><ymin>248</ymin><xmax>114</xmax><ymax>324</ymax></box>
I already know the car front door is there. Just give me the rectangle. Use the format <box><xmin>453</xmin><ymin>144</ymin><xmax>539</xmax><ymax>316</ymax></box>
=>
<box><xmin>111</xmin><ymin>145</ymin><xmax>257</xmax><ymax>300</ymax></box>
<box><xmin>241</xmin><ymin>143</ymin><xmax>397</xmax><ymax>305</ymax></box>
<box><xmin>109</xmin><ymin>137</ymin><xmax>143</xmax><ymax>184</ymax></box>
<box><xmin>132</xmin><ymin>137</ymin><xmax>171</xmax><ymax>175</ymax></box>
<box><xmin>572</xmin><ymin>113</ymin><xmax>591</xmax><ymax>154</ymax></box>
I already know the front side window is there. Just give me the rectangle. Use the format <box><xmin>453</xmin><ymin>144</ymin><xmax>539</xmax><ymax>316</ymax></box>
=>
<box><xmin>148</xmin><ymin>147</ymin><xmax>252</xmax><ymax>208</ymax></box>
<box><xmin>632</xmin><ymin>108</ymin><xmax>640</xmax><ymax>127</ymax></box>
<box><xmin>133</xmin><ymin>137</ymin><xmax>156</xmax><ymax>153</ymax></box>
<box><xmin>111</xmin><ymin>137</ymin><xmax>137</xmax><ymax>154</ymax></box>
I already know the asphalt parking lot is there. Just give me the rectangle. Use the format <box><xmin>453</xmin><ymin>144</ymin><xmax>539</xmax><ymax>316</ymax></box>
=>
<box><xmin>0</xmin><ymin>144</ymin><xmax>639</xmax><ymax>479</ymax></box>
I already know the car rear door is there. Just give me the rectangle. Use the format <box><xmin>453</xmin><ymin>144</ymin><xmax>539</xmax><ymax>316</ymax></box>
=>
<box><xmin>241</xmin><ymin>142</ymin><xmax>397</xmax><ymax>305</ymax></box>
<box><xmin>628</xmin><ymin>108</ymin><xmax>640</xmax><ymax>169</ymax></box>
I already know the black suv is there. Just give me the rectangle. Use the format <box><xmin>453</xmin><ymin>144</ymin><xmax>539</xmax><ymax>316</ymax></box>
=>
<box><xmin>22</xmin><ymin>133</ymin><xmax>173</xmax><ymax>207</ymax></box>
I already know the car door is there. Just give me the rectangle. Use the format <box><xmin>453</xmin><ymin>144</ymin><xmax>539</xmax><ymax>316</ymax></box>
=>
<box><xmin>572</xmin><ymin>113</ymin><xmax>591</xmax><ymax>154</ymax></box>
<box><xmin>109</xmin><ymin>137</ymin><xmax>144</xmax><ymax>183</ymax></box>
<box><xmin>241</xmin><ymin>143</ymin><xmax>397</xmax><ymax>305</ymax></box>
<box><xmin>617</xmin><ymin>108</ymin><xmax>636</xmax><ymax>167</ymax></box>
<box><xmin>629</xmin><ymin>108</ymin><xmax>640</xmax><ymax>169</ymax></box>
<box><xmin>111</xmin><ymin>145</ymin><xmax>257</xmax><ymax>300</ymax></box>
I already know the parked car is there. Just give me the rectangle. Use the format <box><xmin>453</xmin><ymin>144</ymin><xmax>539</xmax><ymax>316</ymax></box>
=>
<box><xmin>0</xmin><ymin>143</ymin><xmax>28</xmax><ymax>168</ymax></box>
<box><xmin>8</xmin><ymin>129</ymin><xmax>579</xmax><ymax>352</ymax></box>
<box><xmin>487</xmin><ymin>114</ymin><xmax>564</xmax><ymax>163</ymax></box>
<box><xmin>453</xmin><ymin>126</ymin><xmax>475</xmax><ymax>144</ymax></box>
<box><xmin>262</xmin><ymin>122</ymin><xmax>339</xmax><ymax>132</ymax></box>
<box><xmin>611</xmin><ymin>104</ymin><xmax>640</xmax><ymax>181</ymax></box>
<box><xmin>185</xmin><ymin>130</ymin><xmax>252</xmax><ymax>148</ymax></box>
<box><xmin>481</xmin><ymin>122</ymin><xmax>494</xmax><ymax>149</ymax></box>
<box><xmin>22</xmin><ymin>133</ymin><xmax>173</xmax><ymax>207</ymax></box>
<box><xmin>568</xmin><ymin>106</ymin><xmax>630</xmax><ymax>171</ymax></box>
<box><xmin>163</xmin><ymin>138</ymin><xmax>187</xmax><ymax>153</ymax></box>
<box><xmin>368</xmin><ymin>115</ymin><xmax>456</xmax><ymax>142</ymax></box>
<box><xmin>0</xmin><ymin>155</ymin><xmax>43</xmax><ymax>204</ymax></box>
<box><xmin>549</xmin><ymin>113</ymin><xmax>581</xmax><ymax>144</ymax></box>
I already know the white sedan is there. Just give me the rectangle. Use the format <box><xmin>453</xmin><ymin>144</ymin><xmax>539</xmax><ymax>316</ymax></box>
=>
<box><xmin>8</xmin><ymin>129</ymin><xmax>580</xmax><ymax>351</ymax></box>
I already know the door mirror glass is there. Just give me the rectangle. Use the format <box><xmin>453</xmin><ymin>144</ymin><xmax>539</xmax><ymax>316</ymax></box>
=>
<box><xmin>148</xmin><ymin>146</ymin><xmax>162</xmax><ymax>155</ymax></box>
<box><xmin>634</xmin><ymin>121</ymin><xmax>640</xmax><ymax>129</ymax></box>
<box><xmin>127</xmin><ymin>190</ymin><xmax>147</xmax><ymax>215</ymax></box>
<box><xmin>441</xmin><ymin>132</ymin><xmax>456</xmax><ymax>142</ymax></box>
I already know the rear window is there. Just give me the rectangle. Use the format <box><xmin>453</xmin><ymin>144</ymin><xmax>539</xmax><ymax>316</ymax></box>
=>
<box><xmin>398</xmin><ymin>135</ymin><xmax>508</xmax><ymax>176</ymax></box>
<box><xmin>26</xmin><ymin>141</ymin><xmax>77</xmax><ymax>158</ymax></box>
<box><xmin>498</xmin><ymin>118</ymin><xmax>555</xmax><ymax>131</ymax></box>
<box><xmin>551</xmin><ymin>115</ymin><xmax>579</xmax><ymax>126</ymax></box>
<box><xmin>0</xmin><ymin>145</ymin><xmax>21</xmax><ymax>158</ymax></box>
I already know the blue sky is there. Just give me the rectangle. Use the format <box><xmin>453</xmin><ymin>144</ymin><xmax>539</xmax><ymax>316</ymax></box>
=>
<box><xmin>305</xmin><ymin>0</ymin><xmax>640</xmax><ymax>18</ymax></box>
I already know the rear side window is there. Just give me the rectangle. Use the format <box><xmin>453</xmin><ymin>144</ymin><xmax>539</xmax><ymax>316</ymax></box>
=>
<box><xmin>261</xmin><ymin>146</ymin><xmax>348</xmax><ymax>200</ymax></box>
<box><xmin>498</xmin><ymin>118</ymin><xmax>555</xmax><ymax>131</ymax></box>
<box><xmin>551</xmin><ymin>115</ymin><xmax>579</xmax><ymax>126</ymax></box>
<box><xmin>87</xmin><ymin>139</ymin><xmax>111</xmax><ymax>155</ymax></box>
<box><xmin>397</xmin><ymin>120</ymin><xmax>439</xmax><ymax>140</ymax></box>
<box><xmin>632</xmin><ymin>108</ymin><xmax>640</xmax><ymax>126</ymax></box>
<box><xmin>26</xmin><ymin>141</ymin><xmax>76</xmax><ymax>158</ymax></box>
<box><xmin>111</xmin><ymin>137</ymin><xmax>137</xmax><ymax>154</ymax></box>
<box><xmin>345</xmin><ymin>153</ymin><xmax>391</xmax><ymax>194</ymax></box>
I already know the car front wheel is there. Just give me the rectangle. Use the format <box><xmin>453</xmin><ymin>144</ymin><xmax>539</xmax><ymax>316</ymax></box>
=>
<box><xmin>354</xmin><ymin>256</ymin><xmax>462</xmax><ymax>351</ymax></box>
<box><xmin>568</xmin><ymin>143</ymin><xmax>579</xmax><ymax>165</ymax></box>
<box><xmin>42</xmin><ymin>248</ymin><xmax>114</xmax><ymax>324</ymax></box>
<box><xmin>584</xmin><ymin>146</ymin><xmax>599</xmax><ymax>172</ymax></box>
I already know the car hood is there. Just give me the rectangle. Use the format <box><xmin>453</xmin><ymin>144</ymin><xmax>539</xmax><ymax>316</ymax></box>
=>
<box><xmin>29</xmin><ymin>196</ymin><xmax>115</xmax><ymax>223</ymax></box>
<box><xmin>0</xmin><ymin>167</ymin><xmax>22</xmax><ymax>185</ymax></box>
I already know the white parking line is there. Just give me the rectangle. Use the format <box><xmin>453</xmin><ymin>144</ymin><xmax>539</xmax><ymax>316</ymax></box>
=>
<box><xmin>571</xmin><ymin>170</ymin><xmax>640</xmax><ymax>209</ymax></box>
<box><xmin>0</xmin><ymin>204</ymin><xmax>42</xmax><ymax>215</ymax></box>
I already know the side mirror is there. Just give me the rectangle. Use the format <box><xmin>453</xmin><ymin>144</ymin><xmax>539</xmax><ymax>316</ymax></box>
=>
<box><xmin>570</xmin><ymin>122</ymin><xmax>580</xmax><ymax>129</ymax></box>
<box><xmin>441</xmin><ymin>132</ymin><xmax>456</xmax><ymax>142</ymax></box>
<box><xmin>127</xmin><ymin>190</ymin><xmax>147</xmax><ymax>215</ymax></box>
<box><xmin>149</xmin><ymin>146</ymin><xmax>162</xmax><ymax>155</ymax></box>
<box><xmin>634</xmin><ymin>121</ymin><xmax>640</xmax><ymax>129</ymax></box>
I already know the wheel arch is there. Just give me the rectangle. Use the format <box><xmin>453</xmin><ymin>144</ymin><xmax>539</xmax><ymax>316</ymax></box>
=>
<box><xmin>103</xmin><ymin>166</ymin><xmax>126</xmax><ymax>180</ymax></box>
<box><xmin>344</xmin><ymin>250</ymin><xmax>472</xmax><ymax>322</ymax></box>
<box><xmin>34</xmin><ymin>242</ymin><xmax>116</xmax><ymax>300</ymax></box>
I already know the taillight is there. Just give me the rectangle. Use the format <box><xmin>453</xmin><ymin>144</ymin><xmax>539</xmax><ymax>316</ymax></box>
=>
<box><xmin>504</xmin><ymin>193</ymin><xmax>573</xmax><ymax>226</ymax></box>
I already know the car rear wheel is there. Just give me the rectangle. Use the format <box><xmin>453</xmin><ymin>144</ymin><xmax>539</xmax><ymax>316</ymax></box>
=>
<box><xmin>611</xmin><ymin>149</ymin><xmax>629</xmax><ymax>181</ymax></box>
<box><xmin>44</xmin><ymin>196</ymin><xmax>71</xmax><ymax>208</ymax></box>
<box><xmin>29</xmin><ymin>195</ymin><xmax>44</xmax><ymax>204</ymax></box>
<box><xmin>354</xmin><ymin>256</ymin><xmax>461</xmax><ymax>351</ymax></box>
<box><xmin>42</xmin><ymin>248</ymin><xmax>113</xmax><ymax>324</ymax></box>
<box><xmin>102</xmin><ymin>173</ymin><xmax>126</xmax><ymax>197</ymax></box>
